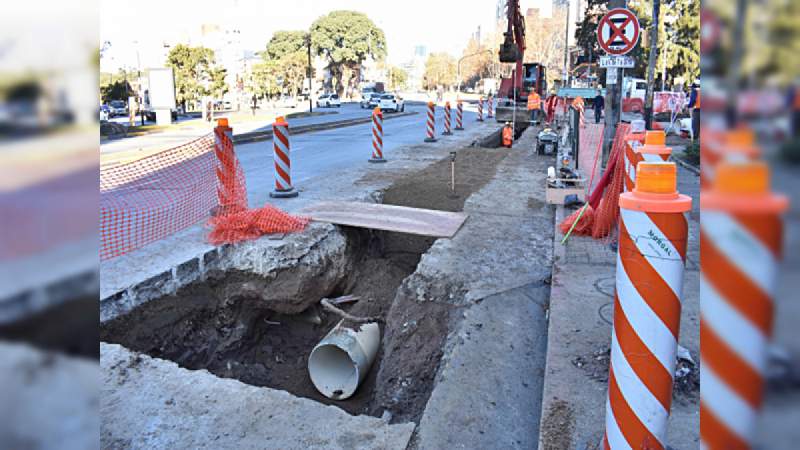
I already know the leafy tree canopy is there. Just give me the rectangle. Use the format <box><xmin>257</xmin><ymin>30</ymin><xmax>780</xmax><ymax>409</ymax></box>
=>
<box><xmin>265</xmin><ymin>31</ymin><xmax>307</xmax><ymax>60</ymax></box>
<box><xmin>424</xmin><ymin>53</ymin><xmax>457</xmax><ymax>90</ymax></box>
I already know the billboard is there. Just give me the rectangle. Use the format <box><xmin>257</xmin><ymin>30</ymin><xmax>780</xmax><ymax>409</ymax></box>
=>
<box><xmin>147</xmin><ymin>67</ymin><xmax>176</xmax><ymax>110</ymax></box>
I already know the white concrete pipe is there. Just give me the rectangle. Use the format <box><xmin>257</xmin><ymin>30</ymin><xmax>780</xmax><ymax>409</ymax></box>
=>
<box><xmin>308</xmin><ymin>320</ymin><xmax>380</xmax><ymax>400</ymax></box>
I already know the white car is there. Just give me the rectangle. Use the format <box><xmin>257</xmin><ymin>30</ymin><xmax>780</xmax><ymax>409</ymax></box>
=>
<box><xmin>379</xmin><ymin>93</ymin><xmax>404</xmax><ymax>113</ymax></box>
<box><xmin>317</xmin><ymin>93</ymin><xmax>341</xmax><ymax>108</ymax></box>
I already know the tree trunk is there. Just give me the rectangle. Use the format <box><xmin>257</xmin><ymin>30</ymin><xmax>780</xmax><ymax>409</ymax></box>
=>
<box><xmin>644</xmin><ymin>0</ymin><xmax>661</xmax><ymax>129</ymax></box>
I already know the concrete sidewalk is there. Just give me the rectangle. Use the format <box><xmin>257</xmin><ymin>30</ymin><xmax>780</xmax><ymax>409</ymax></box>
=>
<box><xmin>538</xmin><ymin>164</ymin><xmax>700</xmax><ymax>449</ymax></box>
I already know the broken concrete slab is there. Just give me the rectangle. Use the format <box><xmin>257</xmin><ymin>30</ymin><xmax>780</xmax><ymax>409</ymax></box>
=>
<box><xmin>0</xmin><ymin>342</ymin><xmax>99</xmax><ymax>450</ymax></box>
<box><xmin>414</xmin><ymin>283</ymin><xmax>549</xmax><ymax>450</ymax></box>
<box><xmin>101</xmin><ymin>343</ymin><xmax>415</xmax><ymax>450</ymax></box>
<box><xmin>300</xmin><ymin>201</ymin><xmax>468</xmax><ymax>238</ymax></box>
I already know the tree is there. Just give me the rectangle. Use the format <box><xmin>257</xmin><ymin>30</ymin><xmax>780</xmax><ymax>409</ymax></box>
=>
<box><xmin>524</xmin><ymin>7</ymin><xmax>568</xmax><ymax>85</ymax></box>
<box><xmin>459</xmin><ymin>38</ymin><xmax>493</xmax><ymax>88</ymax></box>
<box><xmin>387</xmin><ymin>66</ymin><xmax>408</xmax><ymax>90</ymax></box>
<box><xmin>165</xmin><ymin>44</ymin><xmax>216</xmax><ymax>108</ymax></box>
<box><xmin>644</xmin><ymin>0</ymin><xmax>661</xmax><ymax>127</ymax></box>
<box><xmin>423</xmin><ymin>53</ymin><xmax>457</xmax><ymax>90</ymax></box>
<box><xmin>265</xmin><ymin>31</ymin><xmax>307</xmax><ymax>60</ymax></box>
<box><xmin>100</xmin><ymin>70</ymin><xmax>134</xmax><ymax>103</ymax></box>
<box><xmin>209</xmin><ymin>66</ymin><xmax>228</xmax><ymax>100</ymax></box>
<box><xmin>311</xmin><ymin>11</ymin><xmax>387</xmax><ymax>97</ymax></box>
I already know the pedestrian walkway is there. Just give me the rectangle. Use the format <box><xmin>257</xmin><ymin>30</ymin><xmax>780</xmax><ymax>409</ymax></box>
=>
<box><xmin>578</xmin><ymin>121</ymin><xmax>604</xmax><ymax>192</ymax></box>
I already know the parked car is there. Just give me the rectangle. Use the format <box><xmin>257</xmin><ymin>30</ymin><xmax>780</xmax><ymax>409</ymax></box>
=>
<box><xmin>316</xmin><ymin>93</ymin><xmax>341</xmax><ymax>108</ymax></box>
<box><xmin>360</xmin><ymin>93</ymin><xmax>381</xmax><ymax>109</ymax></box>
<box><xmin>379</xmin><ymin>93</ymin><xmax>405</xmax><ymax>113</ymax></box>
<box><xmin>109</xmin><ymin>100</ymin><xmax>127</xmax><ymax>117</ymax></box>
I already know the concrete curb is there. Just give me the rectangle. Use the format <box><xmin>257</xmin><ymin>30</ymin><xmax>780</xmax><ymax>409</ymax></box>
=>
<box><xmin>233</xmin><ymin>111</ymin><xmax>419</xmax><ymax>145</ymax></box>
<box><xmin>673</xmin><ymin>156</ymin><xmax>700</xmax><ymax>175</ymax></box>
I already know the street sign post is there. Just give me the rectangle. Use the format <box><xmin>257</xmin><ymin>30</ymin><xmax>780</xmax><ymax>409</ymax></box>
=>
<box><xmin>597</xmin><ymin>8</ymin><xmax>641</xmax><ymax>55</ymax></box>
<box><xmin>606</xmin><ymin>67</ymin><xmax>618</xmax><ymax>85</ymax></box>
<box><xmin>599</xmin><ymin>55</ymin><xmax>635</xmax><ymax>68</ymax></box>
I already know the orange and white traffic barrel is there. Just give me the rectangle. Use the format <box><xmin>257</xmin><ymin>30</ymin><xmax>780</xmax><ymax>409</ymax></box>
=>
<box><xmin>477</xmin><ymin>97</ymin><xmax>484</xmax><ymax>122</ymax></box>
<box><xmin>424</xmin><ymin>101</ymin><xmax>437</xmax><ymax>143</ymax></box>
<box><xmin>699</xmin><ymin>161</ymin><xmax>788</xmax><ymax>450</ymax></box>
<box><xmin>625</xmin><ymin>130</ymin><xmax>672</xmax><ymax>193</ymax></box>
<box><xmin>270</xmin><ymin>116</ymin><xmax>298</xmax><ymax>198</ymax></box>
<box><xmin>369</xmin><ymin>107</ymin><xmax>386</xmax><ymax>163</ymax></box>
<box><xmin>487</xmin><ymin>96</ymin><xmax>494</xmax><ymax>118</ymax></box>
<box><xmin>623</xmin><ymin>120</ymin><xmax>647</xmax><ymax>192</ymax></box>
<box><xmin>443</xmin><ymin>101</ymin><xmax>453</xmax><ymax>135</ymax></box>
<box><xmin>604</xmin><ymin>162</ymin><xmax>692</xmax><ymax>450</ymax></box>
<box><xmin>700</xmin><ymin>128</ymin><xmax>760</xmax><ymax>190</ymax></box>
<box><xmin>212</xmin><ymin>118</ymin><xmax>244</xmax><ymax>213</ymax></box>
<box><xmin>455</xmin><ymin>100</ymin><xmax>464</xmax><ymax>130</ymax></box>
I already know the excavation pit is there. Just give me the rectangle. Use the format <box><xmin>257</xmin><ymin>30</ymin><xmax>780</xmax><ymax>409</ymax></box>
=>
<box><xmin>101</xmin><ymin>146</ymin><xmax>512</xmax><ymax>424</ymax></box>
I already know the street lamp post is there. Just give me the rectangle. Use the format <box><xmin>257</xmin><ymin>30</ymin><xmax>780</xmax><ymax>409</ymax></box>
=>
<box><xmin>307</xmin><ymin>33</ymin><xmax>313</xmax><ymax>113</ymax></box>
<box><xmin>456</xmin><ymin>49</ymin><xmax>493</xmax><ymax>97</ymax></box>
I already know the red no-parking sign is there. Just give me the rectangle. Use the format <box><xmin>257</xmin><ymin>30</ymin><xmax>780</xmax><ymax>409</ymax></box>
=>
<box><xmin>597</xmin><ymin>8</ymin><xmax>640</xmax><ymax>55</ymax></box>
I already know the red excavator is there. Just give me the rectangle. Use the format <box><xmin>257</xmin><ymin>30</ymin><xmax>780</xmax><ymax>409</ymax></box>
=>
<box><xmin>495</xmin><ymin>0</ymin><xmax>547</xmax><ymax>122</ymax></box>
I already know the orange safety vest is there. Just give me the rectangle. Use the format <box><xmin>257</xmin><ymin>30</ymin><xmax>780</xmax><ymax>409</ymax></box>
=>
<box><xmin>573</xmin><ymin>96</ymin><xmax>584</xmax><ymax>109</ymax></box>
<box><xmin>502</xmin><ymin>126</ymin><xmax>513</xmax><ymax>146</ymax></box>
<box><xmin>527</xmin><ymin>92</ymin><xmax>541</xmax><ymax>110</ymax></box>
<box><xmin>695</xmin><ymin>90</ymin><xmax>701</xmax><ymax>109</ymax></box>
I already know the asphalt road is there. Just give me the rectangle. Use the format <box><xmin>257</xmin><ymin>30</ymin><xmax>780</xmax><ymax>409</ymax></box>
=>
<box><xmin>233</xmin><ymin>102</ymin><xmax>478</xmax><ymax>193</ymax></box>
<box><xmin>102</xmin><ymin>100</ymin><xmax>481</xmax><ymax>191</ymax></box>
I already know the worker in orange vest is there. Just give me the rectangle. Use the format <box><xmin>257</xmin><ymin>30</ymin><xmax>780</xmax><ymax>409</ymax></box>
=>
<box><xmin>502</xmin><ymin>121</ymin><xmax>513</xmax><ymax>148</ymax></box>
<box><xmin>527</xmin><ymin>90</ymin><xmax>542</xmax><ymax>125</ymax></box>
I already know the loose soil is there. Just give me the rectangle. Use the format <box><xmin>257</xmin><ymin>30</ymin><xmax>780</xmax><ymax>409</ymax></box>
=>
<box><xmin>1</xmin><ymin>297</ymin><xmax>99</xmax><ymax>359</ymax></box>
<box><xmin>101</xmin><ymin>144</ymin><xmax>511</xmax><ymax>424</ymax></box>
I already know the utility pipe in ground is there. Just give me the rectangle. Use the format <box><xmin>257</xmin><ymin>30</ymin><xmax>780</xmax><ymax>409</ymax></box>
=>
<box><xmin>308</xmin><ymin>321</ymin><xmax>380</xmax><ymax>400</ymax></box>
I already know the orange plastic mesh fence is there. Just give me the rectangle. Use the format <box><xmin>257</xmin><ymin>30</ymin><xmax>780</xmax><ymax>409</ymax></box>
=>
<box><xmin>100</xmin><ymin>129</ymin><xmax>309</xmax><ymax>260</ymax></box>
<box><xmin>100</xmin><ymin>134</ymin><xmax>219</xmax><ymax>260</ymax></box>
<box><xmin>559</xmin><ymin>123</ymin><xmax>630</xmax><ymax>240</ymax></box>
<box><xmin>207</xmin><ymin>127</ymin><xmax>309</xmax><ymax>245</ymax></box>
<box><xmin>590</xmin><ymin>123</ymin><xmax>628</xmax><ymax>239</ymax></box>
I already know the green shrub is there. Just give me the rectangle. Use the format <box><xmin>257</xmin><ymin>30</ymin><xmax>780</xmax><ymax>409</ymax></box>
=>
<box><xmin>682</xmin><ymin>140</ymin><xmax>700</xmax><ymax>166</ymax></box>
<box><xmin>780</xmin><ymin>138</ymin><xmax>800</xmax><ymax>165</ymax></box>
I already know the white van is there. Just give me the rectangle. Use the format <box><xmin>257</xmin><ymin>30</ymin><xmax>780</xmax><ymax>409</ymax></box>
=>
<box><xmin>622</xmin><ymin>77</ymin><xmax>647</xmax><ymax>100</ymax></box>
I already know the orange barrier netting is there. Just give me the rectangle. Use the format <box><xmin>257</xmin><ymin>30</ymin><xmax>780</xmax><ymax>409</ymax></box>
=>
<box><xmin>100</xmin><ymin>130</ymin><xmax>308</xmax><ymax>260</ymax></box>
<box><xmin>101</xmin><ymin>134</ymin><xmax>219</xmax><ymax>260</ymax></box>
<box><xmin>560</xmin><ymin>123</ymin><xmax>630</xmax><ymax>240</ymax></box>
<box><xmin>206</xmin><ymin>126</ymin><xmax>309</xmax><ymax>245</ymax></box>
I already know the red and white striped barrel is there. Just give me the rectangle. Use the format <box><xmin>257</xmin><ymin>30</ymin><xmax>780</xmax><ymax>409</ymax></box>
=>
<box><xmin>455</xmin><ymin>100</ymin><xmax>464</xmax><ymax>130</ymax></box>
<box><xmin>212</xmin><ymin>118</ymin><xmax>246</xmax><ymax>214</ymax></box>
<box><xmin>626</xmin><ymin>130</ymin><xmax>669</xmax><ymax>192</ymax></box>
<box><xmin>487</xmin><ymin>96</ymin><xmax>494</xmax><ymax>118</ymax></box>
<box><xmin>604</xmin><ymin>162</ymin><xmax>692</xmax><ymax>450</ymax></box>
<box><xmin>443</xmin><ymin>101</ymin><xmax>453</xmax><ymax>135</ymax></box>
<box><xmin>369</xmin><ymin>107</ymin><xmax>386</xmax><ymax>163</ymax></box>
<box><xmin>477</xmin><ymin>98</ymin><xmax>484</xmax><ymax>122</ymax></box>
<box><xmin>424</xmin><ymin>101</ymin><xmax>437</xmax><ymax>142</ymax></box>
<box><xmin>700</xmin><ymin>161</ymin><xmax>788</xmax><ymax>450</ymax></box>
<box><xmin>270</xmin><ymin>116</ymin><xmax>298</xmax><ymax>198</ymax></box>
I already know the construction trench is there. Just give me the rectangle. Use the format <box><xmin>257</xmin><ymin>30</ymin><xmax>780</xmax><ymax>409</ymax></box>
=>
<box><xmin>101</xmin><ymin>123</ymin><xmax>554</xmax><ymax>449</ymax></box>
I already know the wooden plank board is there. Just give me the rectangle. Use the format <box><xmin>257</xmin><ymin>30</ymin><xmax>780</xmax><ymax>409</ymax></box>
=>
<box><xmin>299</xmin><ymin>201</ymin><xmax>468</xmax><ymax>238</ymax></box>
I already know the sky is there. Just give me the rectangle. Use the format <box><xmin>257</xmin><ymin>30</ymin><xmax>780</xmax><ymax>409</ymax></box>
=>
<box><xmin>100</xmin><ymin>0</ymin><xmax>552</xmax><ymax>72</ymax></box>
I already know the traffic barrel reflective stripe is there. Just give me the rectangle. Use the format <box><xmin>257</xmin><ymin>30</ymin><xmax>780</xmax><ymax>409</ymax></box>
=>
<box><xmin>369</xmin><ymin>107</ymin><xmax>386</xmax><ymax>163</ymax></box>
<box><xmin>623</xmin><ymin>130</ymin><xmax>646</xmax><ymax>192</ymax></box>
<box><xmin>424</xmin><ymin>101</ymin><xmax>437</xmax><ymax>142</ymax></box>
<box><xmin>604</xmin><ymin>162</ymin><xmax>692</xmax><ymax>450</ymax></box>
<box><xmin>477</xmin><ymin>98</ymin><xmax>484</xmax><ymax>121</ymax></box>
<box><xmin>487</xmin><ymin>96</ymin><xmax>494</xmax><ymax>118</ymax></box>
<box><xmin>699</xmin><ymin>161</ymin><xmax>788</xmax><ymax>449</ymax></box>
<box><xmin>270</xmin><ymin>116</ymin><xmax>298</xmax><ymax>198</ymax></box>
<box><xmin>455</xmin><ymin>100</ymin><xmax>464</xmax><ymax>130</ymax></box>
<box><xmin>443</xmin><ymin>101</ymin><xmax>453</xmax><ymax>135</ymax></box>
